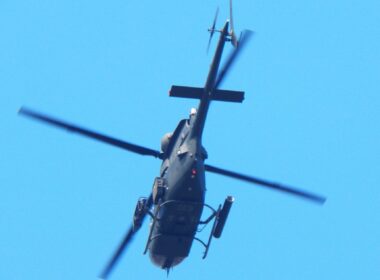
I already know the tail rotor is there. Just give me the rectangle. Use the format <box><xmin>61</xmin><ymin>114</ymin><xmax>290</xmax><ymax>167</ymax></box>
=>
<box><xmin>207</xmin><ymin>7</ymin><xmax>219</xmax><ymax>53</ymax></box>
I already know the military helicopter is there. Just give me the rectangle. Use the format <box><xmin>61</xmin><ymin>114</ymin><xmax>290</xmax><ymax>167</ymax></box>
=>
<box><xmin>19</xmin><ymin>1</ymin><xmax>326</xmax><ymax>279</ymax></box>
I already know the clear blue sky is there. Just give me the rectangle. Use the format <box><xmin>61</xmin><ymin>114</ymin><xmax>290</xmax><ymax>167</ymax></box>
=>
<box><xmin>1</xmin><ymin>0</ymin><xmax>379</xmax><ymax>279</ymax></box>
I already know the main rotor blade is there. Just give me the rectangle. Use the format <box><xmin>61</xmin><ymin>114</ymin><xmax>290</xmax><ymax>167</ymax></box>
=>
<box><xmin>205</xmin><ymin>164</ymin><xmax>326</xmax><ymax>204</ymax></box>
<box><xmin>19</xmin><ymin>107</ymin><xmax>161</xmax><ymax>158</ymax></box>
<box><xmin>100</xmin><ymin>195</ymin><xmax>153</xmax><ymax>279</ymax></box>
<box><xmin>100</xmin><ymin>225</ymin><xmax>135</xmax><ymax>280</ymax></box>
<box><xmin>214</xmin><ymin>29</ymin><xmax>253</xmax><ymax>89</ymax></box>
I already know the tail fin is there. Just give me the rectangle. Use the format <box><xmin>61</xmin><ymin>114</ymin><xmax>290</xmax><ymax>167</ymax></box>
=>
<box><xmin>169</xmin><ymin>85</ymin><xmax>244</xmax><ymax>103</ymax></box>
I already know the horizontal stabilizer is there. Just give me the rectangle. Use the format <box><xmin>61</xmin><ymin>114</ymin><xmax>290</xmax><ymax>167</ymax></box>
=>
<box><xmin>169</xmin><ymin>85</ymin><xmax>244</xmax><ymax>103</ymax></box>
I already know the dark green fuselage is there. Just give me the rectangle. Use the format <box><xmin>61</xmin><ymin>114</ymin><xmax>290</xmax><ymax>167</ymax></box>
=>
<box><xmin>147</xmin><ymin>22</ymin><xmax>230</xmax><ymax>269</ymax></box>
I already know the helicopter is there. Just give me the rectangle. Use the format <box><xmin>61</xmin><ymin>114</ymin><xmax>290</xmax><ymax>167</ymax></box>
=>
<box><xmin>19</xmin><ymin>1</ymin><xmax>326</xmax><ymax>279</ymax></box>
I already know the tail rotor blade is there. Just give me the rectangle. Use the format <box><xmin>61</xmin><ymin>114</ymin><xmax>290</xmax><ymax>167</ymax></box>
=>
<box><xmin>205</xmin><ymin>164</ymin><xmax>326</xmax><ymax>204</ymax></box>
<box><xmin>230</xmin><ymin>31</ymin><xmax>238</xmax><ymax>48</ymax></box>
<box><xmin>214</xmin><ymin>29</ymin><xmax>253</xmax><ymax>89</ymax></box>
<box><xmin>207</xmin><ymin>7</ymin><xmax>219</xmax><ymax>53</ymax></box>
<box><xmin>229</xmin><ymin>0</ymin><xmax>238</xmax><ymax>47</ymax></box>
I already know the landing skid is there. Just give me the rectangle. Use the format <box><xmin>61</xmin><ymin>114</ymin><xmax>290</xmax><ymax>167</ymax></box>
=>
<box><xmin>195</xmin><ymin>203</ymin><xmax>221</xmax><ymax>259</ymax></box>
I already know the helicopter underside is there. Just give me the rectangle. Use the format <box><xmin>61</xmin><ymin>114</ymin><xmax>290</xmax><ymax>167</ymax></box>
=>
<box><xmin>148</xmin><ymin>234</ymin><xmax>190</xmax><ymax>268</ymax></box>
<box><xmin>143</xmin><ymin>190</ymin><xmax>234</xmax><ymax>270</ymax></box>
<box><xmin>146</xmin><ymin>198</ymin><xmax>204</xmax><ymax>269</ymax></box>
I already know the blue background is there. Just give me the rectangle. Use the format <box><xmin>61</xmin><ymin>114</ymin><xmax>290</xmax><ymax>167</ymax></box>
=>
<box><xmin>1</xmin><ymin>0</ymin><xmax>379</xmax><ymax>279</ymax></box>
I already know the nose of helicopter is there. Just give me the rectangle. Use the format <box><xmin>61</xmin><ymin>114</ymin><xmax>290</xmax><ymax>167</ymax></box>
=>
<box><xmin>149</xmin><ymin>252</ymin><xmax>185</xmax><ymax>269</ymax></box>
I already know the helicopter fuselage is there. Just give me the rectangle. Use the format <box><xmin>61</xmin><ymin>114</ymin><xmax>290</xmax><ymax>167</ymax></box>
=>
<box><xmin>148</xmin><ymin>117</ymin><xmax>207</xmax><ymax>268</ymax></box>
<box><xmin>145</xmin><ymin>21</ymin><xmax>231</xmax><ymax>270</ymax></box>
